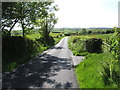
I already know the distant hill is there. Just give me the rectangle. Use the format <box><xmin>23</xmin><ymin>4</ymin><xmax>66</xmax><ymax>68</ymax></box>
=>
<box><xmin>87</xmin><ymin>27</ymin><xmax>113</xmax><ymax>29</ymax></box>
<box><xmin>52</xmin><ymin>27</ymin><xmax>113</xmax><ymax>31</ymax></box>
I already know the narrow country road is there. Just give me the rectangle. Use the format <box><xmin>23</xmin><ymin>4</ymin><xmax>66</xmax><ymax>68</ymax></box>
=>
<box><xmin>2</xmin><ymin>37</ymin><xmax>79</xmax><ymax>88</ymax></box>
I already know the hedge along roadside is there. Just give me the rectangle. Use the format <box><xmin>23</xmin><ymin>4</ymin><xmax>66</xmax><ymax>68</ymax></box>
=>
<box><xmin>68</xmin><ymin>36</ymin><xmax>103</xmax><ymax>56</ymax></box>
<box><xmin>2</xmin><ymin>36</ymin><xmax>45</xmax><ymax>72</ymax></box>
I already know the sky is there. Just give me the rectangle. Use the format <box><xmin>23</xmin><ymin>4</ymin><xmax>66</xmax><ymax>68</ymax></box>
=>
<box><xmin>54</xmin><ymin>0</ymin><xmax>120</xmax><ymax>28</ymax></box>
<box><xmin>11</xmin><ymin>0</ymin><xmax>120</xmax><ymax>30</ymax></box>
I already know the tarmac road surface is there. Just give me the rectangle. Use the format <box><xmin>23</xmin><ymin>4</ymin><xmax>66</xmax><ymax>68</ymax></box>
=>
<box><xmin>2</xmin><ymin>37</ymin><xmax>79</xmax><ymax>89</ymax></box>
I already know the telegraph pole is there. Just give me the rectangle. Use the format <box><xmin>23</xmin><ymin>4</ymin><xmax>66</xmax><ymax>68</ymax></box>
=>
<box><xmin>118</xmin><ymin>1</ymin><xmax>120</xmax><ymax>28</ymax></box>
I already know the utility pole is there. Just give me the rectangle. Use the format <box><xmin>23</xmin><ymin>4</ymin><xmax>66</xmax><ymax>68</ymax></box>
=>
<box><xmin>118</xmin><ymin>1</ymin><xmax>120</xmax><ymax>28</ymax></box>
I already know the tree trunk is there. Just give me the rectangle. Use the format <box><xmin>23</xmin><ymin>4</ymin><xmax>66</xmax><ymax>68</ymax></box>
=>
<box><xmin>22</xmin><ymin>23</ymin><xmax>25</xmax><ymax>37</ymax></box>
<box><xmin>8</xmin><ymin>19</ymin><xmax>18</xmax><ymax>36</ymax></box>
<box><xmin>45</xmin><ymin>21</ymin><xmax>49</xmax><ymax>41</ymax></box>
<box><xmin>21</xmin><ymin>20</ymin><xmax>25</xmax><ymax>37</ymax></box>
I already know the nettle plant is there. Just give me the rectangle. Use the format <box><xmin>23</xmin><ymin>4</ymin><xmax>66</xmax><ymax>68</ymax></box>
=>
<box><xmin>101</xmin><ymin>28</ymin><xmax>120</xmax><ymax>86</ymax></box>
<box><xmin>110</xmin><ymin>28</ymin><xmax>120</xmax><ymax>61</ymax></box>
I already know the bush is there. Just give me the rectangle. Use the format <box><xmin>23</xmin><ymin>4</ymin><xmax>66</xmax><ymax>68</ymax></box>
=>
<box><xmin>2</xmin><ymin>36</ymin><xmax>41</xmax><ymax>72</ymax></box>
<box><xmin>69</xmin><ymin>37</ymin><xmax>87</xmax><ymax>55</ymax></box>
<box><xmin>36</xmin><ymin>35</ymin><xmax>55</xmax><ymax>47</ymax></box>
<box><xmin>109</xmin><ymin>28</ymin><xmax>120</xmax><ymax>61</ymax></box>
<box><xmin>86</xmin><ymin>38</ymin><xmax>102</xmax><ymax>53</ymax></box>
<box><xmin>69</xmin><ymin>37</ymin><xmax>103</xmax><ymax>56</ymax></box>
<box><xmin>64</xmin><ymin>34</ymin><xmax>70</xmax><ymax>36</ymax></box>
<box><xmin>100</xmin><ymin>28</ymin><xmax>120</xmax><ymax>87</ymax></box>
<box><xmin>2</xmin><ymin>29</ymin><xmax>10</xmax><ymax>36</ymax></box>
<box><xmin>47</xmin><ymin>35</ymin><xmax>55</xmax><ymax>46</ymax></box>
<box><xmin>101</xmin><ymin>60</ymin><xmax>120</xmax><ymax>87</ymax></box>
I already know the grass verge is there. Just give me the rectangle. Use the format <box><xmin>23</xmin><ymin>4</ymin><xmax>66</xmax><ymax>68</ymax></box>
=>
<box><xmin>68</xmin><ymin>34</ymin><xmax>120</xmax><ymax>88</ymax></box>
<box><xmin>75</xmin><ymin>53</ymin><xmax>116</xmax><ymax>88</ymax></box>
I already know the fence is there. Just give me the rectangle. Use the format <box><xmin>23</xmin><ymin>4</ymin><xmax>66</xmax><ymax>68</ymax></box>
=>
<box><xmin>102</xmin><ymin>42</ymin><xmax>110</xmax><ymax>52</ymax></box>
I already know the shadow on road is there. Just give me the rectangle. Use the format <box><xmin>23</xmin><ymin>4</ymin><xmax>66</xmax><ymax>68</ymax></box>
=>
<box><xmin>49</xmin><ymin>46</ymin><xmax>64</xmax><ymax>50</ymax></box>
<box><xmin>2</xmin><ymin>53</ymin><xmax>73</xmax><ymax>88</ymax></box>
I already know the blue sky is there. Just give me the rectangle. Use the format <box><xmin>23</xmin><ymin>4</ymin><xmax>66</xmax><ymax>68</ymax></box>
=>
<box><xmin>54</xmin><ymin>0</ymin><xmax>120</xmax><ymax>28</ymax></box>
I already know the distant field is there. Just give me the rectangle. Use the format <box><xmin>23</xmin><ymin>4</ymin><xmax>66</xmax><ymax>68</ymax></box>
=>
<box><xmin>26</xmin><ymin>32</ymin><xmax>63</xmax><ymax>40</ymax></box>
<box><xmin>74</xmin><ymin>33</ymin><xmax>113</xmax><ymax>40</ymax></box>
<box><xmin>26</xmin><ymin>32</ymin><xmax>65</xmax><ymax>45</ymax></box>
<box><xmin>26</xmin><ymin>33</ymin><xmax>40</xmax><ymax>40</ymax></box>
<box><xmin>50</xmin><ymin>32</ymin><xmax>63</xmax><ymax>38</ymax></box>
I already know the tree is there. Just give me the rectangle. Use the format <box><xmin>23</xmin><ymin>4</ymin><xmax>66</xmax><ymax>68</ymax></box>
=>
<box><xmin>2</xmin><ymin>1</ymin><xmax>58</xmax><ymax>37</ymax></box>
<box><xmin>81</xmin><ymin>28</ymin><xmax>87</xmax><ymax>35</ymax></box>
<box><xmin>88</xmin><ymin>30</ymin><xmax>92</xmax><ymax>34</ymax></box>
<box><xmin>2</xmin><ymin>2</ymin><xmax>19</xmax><ymax>36</ymax></box>
<box><xmin>35</xmin><ymin>2</ymin><xmax>58</xmax><ymax>41</ymax></box>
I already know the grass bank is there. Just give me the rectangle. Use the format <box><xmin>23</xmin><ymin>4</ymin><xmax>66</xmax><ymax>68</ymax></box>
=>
<box><xmin>68</xmin><ymin>33</ymin><xmax>120</xmax><ymax>88</ymax></box>
<box><xmin>75</xmin><ymin>53</ymin><xmax>116</xmax><ymax>88</ymax></box>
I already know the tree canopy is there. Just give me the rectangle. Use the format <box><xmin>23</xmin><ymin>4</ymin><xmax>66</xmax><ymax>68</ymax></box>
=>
<box><xmin>2</xmin><ymin>1</ymin><xmax>58</xmax><ymax>36</ymax></box>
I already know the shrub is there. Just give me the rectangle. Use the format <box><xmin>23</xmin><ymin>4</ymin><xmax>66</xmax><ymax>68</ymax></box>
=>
<box><xmin>2</xmin><ymin>36</ymin><xmax>41</xmax><ymax>72</ymax></box>
<box><xmin>2</xmin><ymin>29</ymin><xmax>10</xmax><ymax>36</ymax></box>
<box><xmin>86</xmin><ymin>38</ymin><xmax>102</xmax><ymax>53</ymax></box>
<box><xmin>69</xmin><ymin>37</ymin><xmax>103</xmax><ymax>56</ymax></box>
<box><xmin>101</xmin><ymin>60</ymin><xmax>120</xmax><ymax>87</ymax></box>
<box><xmin>69</xmin><ymin>37</ymin><xmax>86</xmax><ymax>55</ymax></box>
<box><xmin>36</xmin><ymin>35</ymin><xmax>54</xmax><ymax>47</ymax></box>
<box><xmin>64</xmin><ymin>34</ymin><xmax>70</xmax><ymax>36</ymax></box>
<box><xmin>101</xmin><ymin>28</ymin><xmax>120</xmax><ymax>87</ymax></box>
<box><xmin>109</xmin><ymin>28</ymin><xmax>120</xmax><ymax>61</ymax></box>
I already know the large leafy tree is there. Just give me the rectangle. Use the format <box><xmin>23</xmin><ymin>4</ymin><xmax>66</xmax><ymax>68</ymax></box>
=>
<box><xmin>2</xmin><ymin>1</ymin><xmax>58</xmax><ymax>36</ymax></box>
<box><xmin>2</xmin><ymin>2</ymin><xmax>19</xmax><ymax>36</ymax></box>
<box><xmin>36</xmin><ymin>3</ymin><xmax>58</xmax><ymax>41</ymax></box>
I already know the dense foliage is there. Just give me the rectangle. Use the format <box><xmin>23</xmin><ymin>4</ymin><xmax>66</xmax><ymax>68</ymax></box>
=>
<box><xmin>2</xmin><ymin>1</ymin><xmax>59</xmax><ymax>72</ymax></box>
<box><xmin>52</xmin><ymin>28</ymin><xmax>114</xmax><ymax>36</ymax></box>
<box><xmin>2</xmin><ymin>36</ymin><xmax>45</xmax><ymax>72</ymax></box>
<box><xmin>2</xmin><ymin>32</ymin><xmax>64</xmax><ymax>72</ymax></box>
<box><xmin>75</xmin><ymin>53</ymin><xmax>114</xmax><ymax>88</ymax></box>
<box><xmin>110</xmin><ymin>28</ymin><xmax>120</xmax><ymax>61</ymax></box>
<box><xmin>68</xmin><ymin>29</ymin><xmax>120</xmax><ymax>88</ymax></box>
<box><xmin>68</xmin><ymin>36</ymin><xmax>102</xmax><ymax>56</ymax></box>
<box><xmin>101</xmin><ymin>28</ymin><xmax>120</xmax><ymax>87</ymax></box>
<box><xmin>2</xmin><ymin>1</ymin><xmax>58</xmax><ymax>37</ymax></box>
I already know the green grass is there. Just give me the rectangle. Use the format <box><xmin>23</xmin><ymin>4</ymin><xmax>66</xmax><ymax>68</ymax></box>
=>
<box><xmin>54</xmin><ymin>36</ymin><xmax>65</xmax><ymax>44</ymax></box>
<box><xmin>75</xmin><ymin>33</ymin><xmax>113</xmax><ymax>40</ymax></box>
<box><xmin>3</xmin><ymin>62</ymin><xmax>17</xmax><ymax>72</ymax></box>
<box><xmin>26</xmin><ymin>32</ymin><xmax>65</xmax><ymax>45</ymax></box>
<box><xmin>75</xmin><ymin>53</ymin><xmax>115</xmax><ymax>88</ymax></box>
<box><xmin>26</xmin><ymin>33</ymin><xmax>41</xmax><ymax>40</ymax></box>
<box><xmin>68</xmin><ymin>34</ymin><xmax>112</xmax><ymax>56</ymax></box>
<box><xmin>26</xmin><ymin>32</ymin><xmax>65</xmax><ymax>46</ymax></box>
<box><xmin>68</xmin><ymin>34</ymin><xmax>113</xmax><ymax>56</ymax></box>
<box><xmin>50</xmin><ymin>32</ymin><xmax>63</xmax><ymax>38</ymax></box>
<box><xmin>68</xmin><ymin>33</ymin><xmax>120</xmax><ymax>88</ymax></box>
<box><xmin>4</xmin><ymin>31</ymin><xmax>65</xmax><ymax>72</ymax></box>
